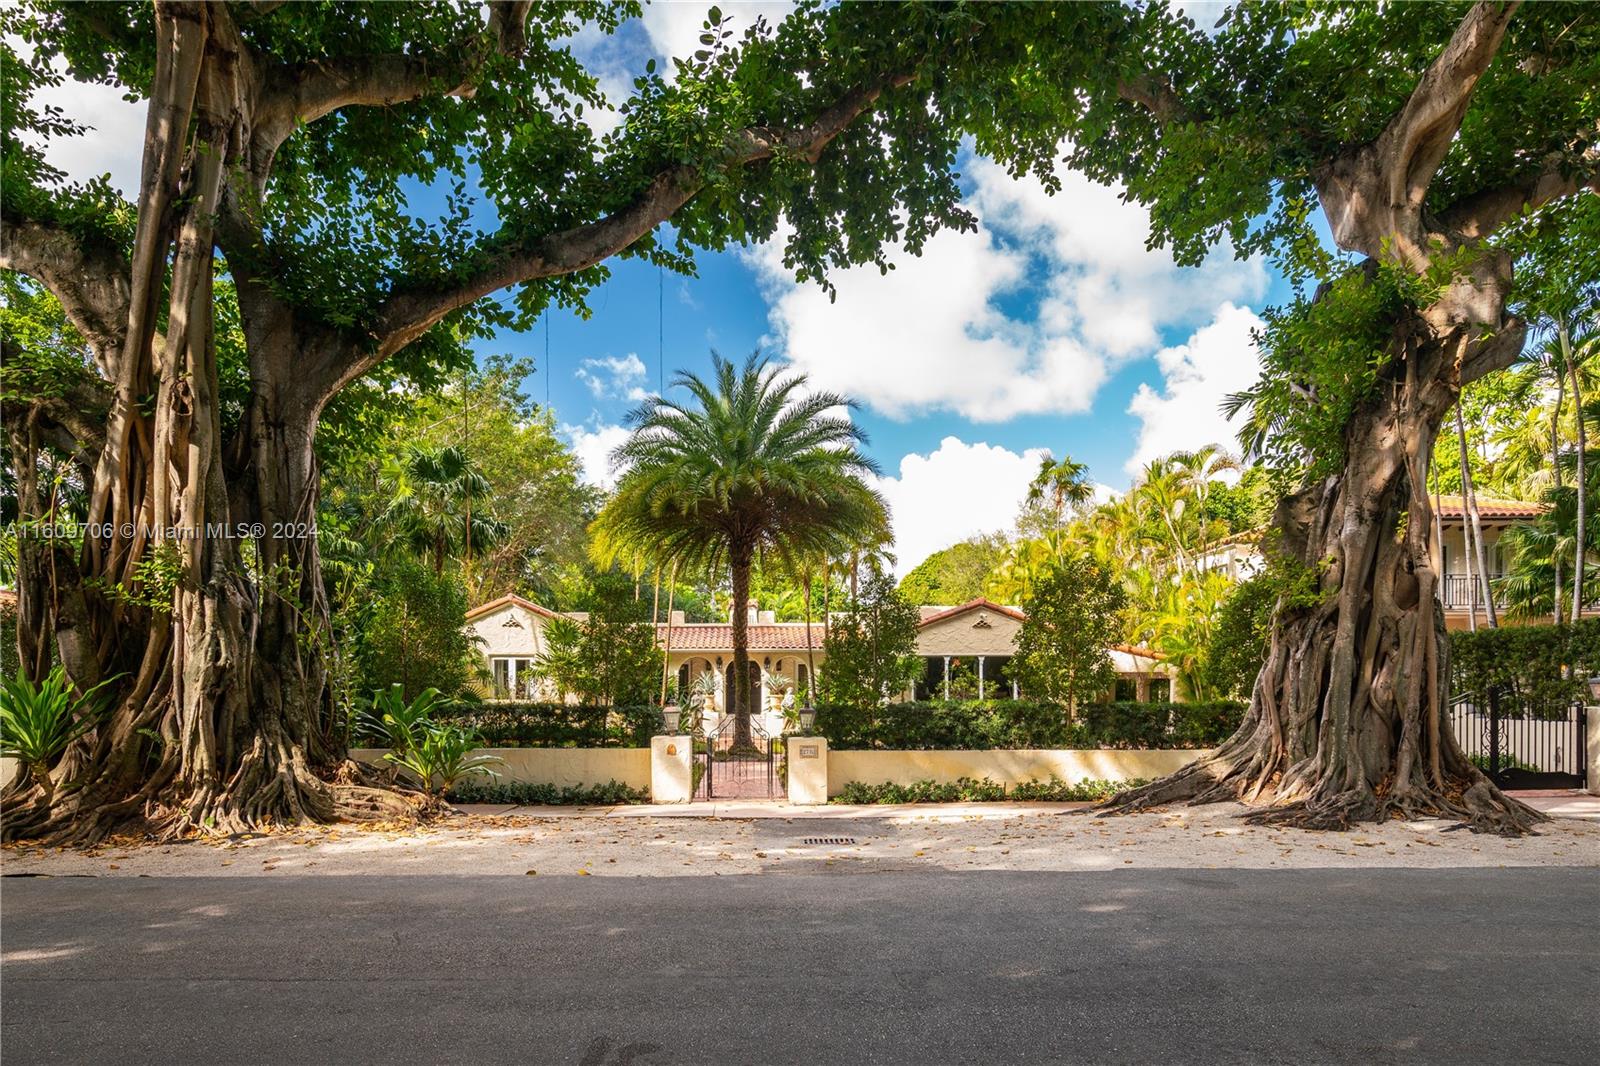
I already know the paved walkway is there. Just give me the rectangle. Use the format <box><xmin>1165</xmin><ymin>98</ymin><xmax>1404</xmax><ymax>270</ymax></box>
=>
<box><xmin>457</xmin><ymin>790</ymin><xmax>1600</xmax><ymax>821</ymax></box>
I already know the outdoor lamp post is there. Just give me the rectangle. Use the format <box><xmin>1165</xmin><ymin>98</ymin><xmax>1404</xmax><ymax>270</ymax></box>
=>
<box><xmin>662</xmin><ymin>704</ymin><xmax>682</xmax><ymax>734</ymax></box>
<box><xmin>1586</xmin><ymin>677</ymin><xmax>1600</xmax><ymax>703</ymax></box>
<box><xmin>798</xmin><ymin>706</ymin><xmax>817</xmax><ymax>734</ymax></box>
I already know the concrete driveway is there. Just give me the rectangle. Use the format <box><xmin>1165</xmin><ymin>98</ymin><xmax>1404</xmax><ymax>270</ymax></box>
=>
<box><xmin>3</xmin><ymin>868</ymin><xmax>1595</xmax><ymax>1065</ymax></box>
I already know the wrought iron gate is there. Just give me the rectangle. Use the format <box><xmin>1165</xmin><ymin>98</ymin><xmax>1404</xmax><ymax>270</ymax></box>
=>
<box><xmin>1449</xmin><ymin>691</ymin><xmax>1588</xmax><ymax>790</ymax></box>
<box><xmin>700</xmin><ymin>715</ymin><xmax>778</xmax><ymax>799</ymax></box>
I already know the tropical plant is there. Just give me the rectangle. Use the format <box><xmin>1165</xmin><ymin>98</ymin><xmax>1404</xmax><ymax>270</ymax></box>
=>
<box><xmin>386</xmin><ymin>723</ymin><xmax>501</xmax><ymax>798</ymax></box>
<box><xmin>532</xmin><ymin>576</ymin><xmax>663</xmax><ymax>706</ymax></box>
<box><xmin>816</xmin><ymin>568</ymin><xmax>922</xmax><ymax>708</ymax></box>
<box><xmin>357</xmin><ymin>686</ymin><xmax>450</xmax><ymax>755</ymax></box>
<box><xmin>378</xmin><ymin>444</ymin><xmax>508</xmax><ymax>576</ymax></box>
<box><xmin>1010</xmin><ymin>557</ymin><xmax>1125</xmax><ymax>717</ymax></box>
<box><xmin>594</xmin><ymin>351</ymin><xmax>888</xmax><ymax>747</ymax></box>
<box><xmin>0</xmin><ymin>666</ymin><xmax>117</xmax><ymax>799</ymax></box>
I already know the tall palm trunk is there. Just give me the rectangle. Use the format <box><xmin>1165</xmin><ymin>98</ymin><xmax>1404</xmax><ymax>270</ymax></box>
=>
<box><xmin>729</xmin><ymin>540</ymin><xmax>754</xmax><ymax>749</ymax></box>
<box><xmin>1552</xmin><ymin>364</ymin><xmax>1566</xmax><ymax>622</ymax></box>
<box><xmin>1456</xmin><ymin>404</ymin><xmax>1497</xmax><ymax>627</ymax></box>
<box><xmin>658</xmin><ymin>561</ymin><xmax>677</xmax><ymax>707</ymax></box>
<box><xmin>1562</xmin><ymin>322</ymin><xmax>1586</xmax><ymax>621</ymax></box>
<box><xmin>802</xmin><ymin>571</ymin><xmax>816</xmax><ymax>706</ymax></box>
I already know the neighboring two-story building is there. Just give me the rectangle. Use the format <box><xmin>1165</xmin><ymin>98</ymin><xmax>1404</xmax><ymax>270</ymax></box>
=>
<box><xmin>465</xmin><ymin>594</ymin><xmax>1177</xmax><ymax>729</ymax></box>
<box><xmin>1196</xmin><ymin>493</ymin><xmax>1561</xmax><ymax>630</ymax></box>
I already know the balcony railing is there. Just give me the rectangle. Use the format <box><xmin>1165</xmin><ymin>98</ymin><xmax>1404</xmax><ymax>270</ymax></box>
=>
<box><xmin>1441</xmin><ymin>573</ymin><xmax>1503</xmax><ymax>610</ymax></box>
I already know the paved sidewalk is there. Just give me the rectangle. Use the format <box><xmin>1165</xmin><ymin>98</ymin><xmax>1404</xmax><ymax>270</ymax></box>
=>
<box><xmin>456</xmin><ymin>790</ymin><xmax>1600</xmax><ymax>821</ymax></box>
<box><xmin>454</xmin><ymin>799</ymin><xmax>1093</xmax><ymax>819</ymax></box>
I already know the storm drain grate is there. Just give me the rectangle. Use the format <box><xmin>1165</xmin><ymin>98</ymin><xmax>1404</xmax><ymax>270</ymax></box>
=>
<box><xmin>800</xmin><ymin>837</ymin><xmax>857</xmax><ymax>846</ymax></box>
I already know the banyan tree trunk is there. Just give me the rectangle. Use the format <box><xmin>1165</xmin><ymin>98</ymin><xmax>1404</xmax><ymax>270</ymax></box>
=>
<box><xmin>1107</xmin><ymin>294</ymin><xmax>1542</xmax><ymax>835</ymax></box>
<box><xmin>1</xmin><ymin>5</ymin><xmax>405</xmax><ymax>843</ymax></box>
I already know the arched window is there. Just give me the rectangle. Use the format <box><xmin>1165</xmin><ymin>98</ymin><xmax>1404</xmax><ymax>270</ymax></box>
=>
<box><xmin>796</xmin><ymin>663</ymin><xmax>810</xmax><ymax>703</ymax></box>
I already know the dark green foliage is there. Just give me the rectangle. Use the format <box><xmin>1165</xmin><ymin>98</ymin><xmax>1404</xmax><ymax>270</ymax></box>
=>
<box><xmin>1199</xmin><ymin>574</ymin><xmax>1277</xmax><ymax>701</ymax></box>
<box><xmin>1011</xmin><ymin>557</ymin><xmax>1125</xmax><ymax>709</ymax></box>
<box><xmin>833</xmin><ymin>776</ymin><xmax>1144</xmax><ymax>805</ymax></box>
<box><xmin>1450</xmin><ymin>618</ymin><xmax>1600</xmax><ymax>714</ymax></box>
<box><xmin>371</xmin><ymin>702</ymin><xmax>661</xmax><ymax>749</ymax></box>
<box><xmin>0</xmin><ymin>595</ymin><xmax>19</xmax><ymax>683</ymax></box>
<box><xmin>817</xmin><ymin>569</ymin><xmax>922</xmax><ymax>707</ymax></box>
<box><xmin>815</xmin><ymin>700</ymin><xmax>1243</xmax><ymax>751</ymax></box>
<box><xmin>352</xmin><ymin>559</ymin><xmax>476</xmax><ymax>702</ymax></box>
<box><xmin>533</xmin><ymin>574</ymin><xmax>663</xmax><ymax>706</ymax></box>
<box><xmin>446</xmin><ymin>778</ymin><xmax>649</xmax><ymax>806</ymax></box>
<box><xmin>899</xmin><ymin>534</ymin><xmax>1009</xmax><ymax>605</ymax></box>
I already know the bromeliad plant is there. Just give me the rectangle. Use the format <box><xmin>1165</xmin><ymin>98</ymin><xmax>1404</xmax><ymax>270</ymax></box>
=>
<box><xmin>1</xmin><ymin>666</ymin><xmax>119</xmax><ymax>800</ymax></box>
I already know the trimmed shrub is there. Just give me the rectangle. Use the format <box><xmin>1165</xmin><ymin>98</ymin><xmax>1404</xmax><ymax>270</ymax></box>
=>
<box><xmin>446</xmin><ymin>778</ymin><xmax>649</xmax><ymax>805</ymax></box>
<box><xmin>354</xmin><ymin>701</ymin><xmax>660</xmax><ymax>749</ymax></box>
<box><xmin>832</xmin><ymin>776</ymin><xmax>1144</xmax><ymax>804</ymax></box>
<box><xmin>1450</xmin><ymin>618</ymin><xmax>1600</xmax><ymax>713</ymax></box>
<box><xmin>814</xmin><ymin>700</ymin><xmax>1243</xmax><ymax>751</ymax></box>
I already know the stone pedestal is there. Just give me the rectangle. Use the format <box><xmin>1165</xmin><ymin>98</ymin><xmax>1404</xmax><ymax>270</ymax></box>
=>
<box><xmin>650</xmin><ymin>735</ymin><xmax>694</xmax><ymax>803</ymax></box>
<box><xmin>785</xmin><ymin>736</ymin><xmax>829</xmax><ymax>805</ymax></box>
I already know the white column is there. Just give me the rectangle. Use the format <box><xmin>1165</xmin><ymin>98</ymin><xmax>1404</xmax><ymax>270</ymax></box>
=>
<box><xmin>978</xmin><ymin>656</ymin><xmax>985</xmax><ymax>700</ymax></box>
<box><xmin>943</xmin><ymin>656</ymin><xmax>950</xmax><ymax>701</ymax></box>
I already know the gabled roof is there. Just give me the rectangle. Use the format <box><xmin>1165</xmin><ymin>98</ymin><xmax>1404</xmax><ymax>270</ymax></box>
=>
<box><xmin>465</xmin><ymin>593</ymin><xmax>565</xmax><ymax>623</ymax></box>
<box><xmin>915</xmin><ymin>598</ymin><xmax>1026</xmax><ymax>628</ymax></box>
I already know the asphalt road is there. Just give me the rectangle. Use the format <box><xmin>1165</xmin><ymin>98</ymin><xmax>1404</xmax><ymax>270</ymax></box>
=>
<box><xmin>3</xmin><ymin>868</ymin><xmax>1596</xmax><ymax>1065</ymax></box>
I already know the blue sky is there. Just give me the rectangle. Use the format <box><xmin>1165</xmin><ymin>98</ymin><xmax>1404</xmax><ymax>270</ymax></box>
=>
<box><xmin>29</xmin><ymin>1</ymin><xmax>1306</xmax><ymax>575</ymax></box>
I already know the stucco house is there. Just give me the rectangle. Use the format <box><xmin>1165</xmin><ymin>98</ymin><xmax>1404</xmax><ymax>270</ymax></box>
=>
<box><xmin>465</xmin><ymin>594</ymin><xmax>1177</xmax><ymax>728</ymax></box>
<box><xmin>1195</xmin><ymin>494</ymin><xmax>1576</xmax><ymax>630</ymax></box>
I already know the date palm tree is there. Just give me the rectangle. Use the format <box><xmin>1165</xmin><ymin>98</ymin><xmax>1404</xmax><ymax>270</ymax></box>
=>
<box><xmin>593</xmin><ymin>352</ymin><xmax>887</xmax><ymax>748</ymax></box>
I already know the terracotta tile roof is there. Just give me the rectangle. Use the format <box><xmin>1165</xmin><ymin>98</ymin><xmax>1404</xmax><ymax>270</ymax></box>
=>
<box><xmin>915</xmin><ymin>598</ymin><xmax>1026</xmax><ymax>627</ymax></box>
<box><xmin>1434</xmin><ymin>494</ymin><xmax>1545</xmax><ymax>520</ymax></box>
<box><xmin>656</xmin><ymin>623</ymin><xmax>826</xmax><ymax>652</ymax></box>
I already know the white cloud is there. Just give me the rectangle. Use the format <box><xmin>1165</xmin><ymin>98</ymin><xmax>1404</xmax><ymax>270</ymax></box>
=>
<box><xmin>15</xmin><ymin>65</ymin><xmax>144</xmax><ymax>196</ymax></box>
<box><xmin>1125</xmin><ymin>302</ymin><xmax>1264</xmax><ymax>474</ymax></box>
<box><xmin>873</xmin><ymin>437</ymin><xmax>1049</xmax><ymax>576</ymax></box>
<box><xmin>576</xmin><ymin>353</ymin><xmax>650</xmax><ymax>402</ymax></box>
<box><xmin>562</xmin><ymin>421</ymin><xmax>631</xmax><ymax>490</ymax></box>
<box><xmin>747</xmin><ymin>153</ymin><xmax>1268</xmax><ymax>424</ymax></box>
<box><xmin>640</xmin><ymin>2</ymin><xmax>794</xmax><ymax>65</ymax></box>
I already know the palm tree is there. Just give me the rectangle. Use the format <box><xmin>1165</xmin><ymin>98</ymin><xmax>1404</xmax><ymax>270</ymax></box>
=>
<box><xmin>1026</xmin><ymin>453</ymin><xmax>1094</xmax><ymax>537</ymax></box>
<box><xmin>377</xmin><ymin>445</ymin><xmax>508</xmax><ymax>576</ymax></box>
<box><xmin>593</xmin><ymin>352</ymin><xmax>887</xmax><ymax>748</ymax></box>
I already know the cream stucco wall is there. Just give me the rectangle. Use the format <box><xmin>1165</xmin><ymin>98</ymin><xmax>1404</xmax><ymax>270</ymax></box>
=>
<box><xmin>826</xmin><ymin>748</ymin><xmax>1207</xmax><ymax>796</ymax></box>
<box><xmin>469</xmin><ymin>602</ymin><xmax>552</xmax><ymax>659</ymax></box>
<box><xmin>915</xmin><ymin>609</ymin><xmax>1022</xmax><ymax>657</ymax></box>
<box><xmin>351</xmin><ymin>747</ymin><xmax>650</xmax><ymax>791</ymax></box>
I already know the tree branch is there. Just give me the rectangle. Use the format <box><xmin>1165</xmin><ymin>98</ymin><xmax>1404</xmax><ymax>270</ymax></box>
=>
<box><xmin>1317</xmin><ymin>1</ymin><xmax>1522</xmax><ymax>259</ymax></box>
<box><xmin>0</xmin><ymin>216</ymin><xmax>132</xmax><ymax>375</ymax></box>
<box><xmin>1116</xmin><ymin>73</ymin><xmax>1189</xmax><ymax>125</ymax></box>
<box><xmin>1439</xmin><ymin>152</ymin><xmax>1598</xmax><ymax>238</ymax></box>
<box><xmin>1378</xmin><ymin>1</ymin><xmax>1522</xmax><ymax>221</ymax></box>
<box><xmin>326</xmin><ymin>74</ymin><xmax>913</xmax><ymax>400</ymax></box>
<box><xmin>252</xmin><ymin>1</ymin><xmax>532</xmax><ymax>166</ymax></box>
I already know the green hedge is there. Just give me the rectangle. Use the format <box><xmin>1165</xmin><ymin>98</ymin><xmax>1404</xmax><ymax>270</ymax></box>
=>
<box><xmin>1450</xmin><ymin>618</ymin><xmax>1600</xmax><ymax>712</ymax></box>
<box><xmin>356</xmin><ymin>702</ymin><xmax>660</xmax><ymax>749</ymax></box>
<box><xmin>814</xmin><ymin>700</ymin><xmax>1243</xmax><ymax>751</ymax></box>
<box><xmin>446</xmin><ymin>779</ymin><xmax>649</xmax><ymax>805</ymax></box>
<box><xmin>833</xmin><ymin>776</ymin><xmax>1145</xmax><ymax>804</ymax></box>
